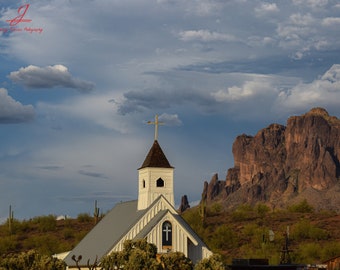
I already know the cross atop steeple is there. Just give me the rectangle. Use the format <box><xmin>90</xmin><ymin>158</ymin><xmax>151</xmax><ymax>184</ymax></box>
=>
<box><xmin>147</xmin><ymin>115</ymin><xmax>164</xmax><ymax>141</ymax></box>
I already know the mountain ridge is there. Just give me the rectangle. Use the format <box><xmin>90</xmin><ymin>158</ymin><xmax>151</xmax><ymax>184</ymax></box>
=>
<box><xmin>201</xmin><ymin>107</ymin><xmax>340</xmax><ymax>212</ymax></box>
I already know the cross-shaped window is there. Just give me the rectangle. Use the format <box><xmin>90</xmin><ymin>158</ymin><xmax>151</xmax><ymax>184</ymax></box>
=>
<box><xmin>162</xmin><ymin>221</ymin><xmax>172</xmax><ymax>246</ymax></box>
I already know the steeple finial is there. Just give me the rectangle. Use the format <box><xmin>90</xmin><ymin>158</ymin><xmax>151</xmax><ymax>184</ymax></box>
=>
<box><xmin>147</xmin><ymin>115</ymin><xmax>164</xmax><ymax>141</ymax></box>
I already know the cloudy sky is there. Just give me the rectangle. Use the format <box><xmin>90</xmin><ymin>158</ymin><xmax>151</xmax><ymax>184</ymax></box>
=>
<box><xmin>1</xmin><ymin>0</ymin><xmax>340</xmax><ymax>221</ymax></box>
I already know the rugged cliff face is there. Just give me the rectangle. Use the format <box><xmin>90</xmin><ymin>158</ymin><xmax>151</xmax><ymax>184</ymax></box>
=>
<box><xmin>202</xmin><ymin>108</ymin><xmax>340</xmax><ymax>212</ymax></box>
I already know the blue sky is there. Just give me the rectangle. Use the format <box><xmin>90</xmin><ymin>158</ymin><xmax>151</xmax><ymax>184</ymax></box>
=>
<box><xmin>1</xmin><ymin>0</ymin><xmax>340</xmax><ymax>221</ymax></box>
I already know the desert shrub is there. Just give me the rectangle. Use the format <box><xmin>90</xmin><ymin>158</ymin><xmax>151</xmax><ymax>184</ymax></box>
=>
<box><xmin>0</xmin><ymin>235</ymin><xmax>18</xmax><ymax>255</ymax></box>
<box><xmin>22</xmin><ymin>235</ymin><xmax>61</xmax><ymax>255</ymax></box>
<box><xmin>194</xmin><ymin>254</ymin><xmax>225</xmax><ymax>270</ymax></box>
<box><xmin>296</xmin><ymin>243</ymin><xmax>322</xmax><ymax>263</ymax></box>
<box><xmin>101</xmin><ymin>239</ymin><xmax>161</xmax><ymax>270</ymax></box>
<box><xmin>208</xmin><ymin>225</ymin><xmax>238</xmax><ymax>250</ymax></box>
<box><xmin>288</xmin><ymin>199</ymin><xmax>314</xmax><ymax>213</ymax></box>
<box><xmin>321</xmin><ymin>241</ymin><xmax>340</xmax><ymax>261</ymax></box>
<box><xmin>207</xmin><ymin>203</ymin><xmax>223</xmax><ymax>216</ymax></box>
<box><xmin>77</xmin><ymin>213</ymin><xmax>93</xmax><ymax>223</ymax></box>
<box><xmin>291</xmin><ymin>220</ymin><xmax>328</xmax><ymax>241</ymax></box>
<box><xmin>160</xmin><ymin>251</ymin><xmax>193</xmax><ymax>270</ymax></box>
<box><xmin>62</xmin><ymin>228</ymin><xmax>75</xmax><ymax>240</ymax></box>
<box><xmin>0</xmin><ymin>249</ymin><xmax>66</xmax><ymax>270</ymax></box>
<box><xmin>3</xmin><ymin>218</ymin><xmax>24</xmax><ymax>235</ymax></box>
<box><xmin>231</xmin><ymin>204</ymin><xmax>254</xmax><ymax>221</ymax></box>
<box><xmin>309</xmin><ymin>226</ymin><xmax>329</xmax><ymax>240</ymax></box>
<box><xmin>32</xmin><ymin>215</ymin><xmax>57</xmax><ymax>232</ymax></box>
<box><xmin>181</xmin><ymin>208</ymin><xmax>205</xmax><ymax>236</ymax></box>
<box><xmin>242</xmin><ymin>223</ymin><xmax>260</xmax><ymax>237</ymax></box>
<box><xmin>255</xmin><ymin>203</ymin><xmax>270</xmax><ymax>217</ymax></box>
<box><xmin>240</xmin><ymin>223</ymin><xmax>273</xmax><ymax>248</ymax></box>
<box><xmin>291</xmin><ymin>220</ymin><xmax>310</xmax><ymax>240</ymax></box>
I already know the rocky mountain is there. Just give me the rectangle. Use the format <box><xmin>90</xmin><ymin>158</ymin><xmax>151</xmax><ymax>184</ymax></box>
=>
<box><xmin>201</xmin><ymin>108</ymin><xmax>340</xmax><ymax>212</ymax></box>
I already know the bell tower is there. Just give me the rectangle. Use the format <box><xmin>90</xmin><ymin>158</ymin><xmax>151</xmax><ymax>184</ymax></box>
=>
<box><xmin>137</xmin><ymin>116</ymin><xmax>174</xmax><ymax>210</ymax></box>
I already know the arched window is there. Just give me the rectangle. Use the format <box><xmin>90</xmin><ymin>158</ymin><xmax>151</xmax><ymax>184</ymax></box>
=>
<box><xmin>143</xmin><ymin>180</ymin><xmax>145</xmax><ymax>188</ymax></box>
<box><xmin>156</xmin><ymin>178</ymin><xmax>164</xmax><ymax>187</ymax></box>
<box><xmin>162</xmin><ymin>221</ymin><xmax>172</xmax><ymax>246</ymax></box>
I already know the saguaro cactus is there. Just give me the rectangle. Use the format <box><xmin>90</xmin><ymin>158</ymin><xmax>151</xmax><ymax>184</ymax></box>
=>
<box><xmin>8</xmin><ymin>205</ymin><xmax>14</xmax><ymax>234</ymax></box>
<box><xmin>94</xmin><ymin>200</ymin><xmax>100</xmax><ymax>225</ymax></box>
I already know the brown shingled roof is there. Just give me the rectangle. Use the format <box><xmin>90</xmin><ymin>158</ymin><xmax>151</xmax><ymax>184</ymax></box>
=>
<box><xmin>139</xmin><ymin>140</ymin><xmax>173</xmax><ymax>169</ymax></box>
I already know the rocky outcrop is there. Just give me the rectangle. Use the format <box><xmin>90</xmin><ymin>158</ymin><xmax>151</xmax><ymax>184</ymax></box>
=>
<box><xmin>202</xmin><ymin>108</ymin><xmax>340</xmax><ymax>212</ymax></box>
<box><xmin>202</xmin><ymin>173</ymin><xmax>226</xmax><ymax>204</ymax></box>
<box><xmin>178</xmin><ymin>195</ymin><xmax>190</xmax><ymax>213</ymax></box>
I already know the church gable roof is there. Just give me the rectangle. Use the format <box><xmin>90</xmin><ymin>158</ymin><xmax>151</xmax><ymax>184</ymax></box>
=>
<box><xmin>135</xmin><ymin>209</ymin><xmax>206</xmax><ymax>247</ymax></box>
<box><xmin>134</xmin><ymin>210</ymin><xmax>168</xmax><ymax>240</ymax></box>
<box><xmin>139</xmin><ymin>140</ymin><xmax>173</xmax><ymax>169</ymax></box>
<box><xmin>64</xmin><ymin>200</ymin><xmax>146</xmax><ymax>267</ymax></box>
<box><xmin>64</xmin><ymin>196</ymin><xmax>174</xmax><ymax>267</ymax></box>
<box><xmin>64</xmin><ymin>196</ymin><xmax>210</xmax><ymax>267</ymax></box>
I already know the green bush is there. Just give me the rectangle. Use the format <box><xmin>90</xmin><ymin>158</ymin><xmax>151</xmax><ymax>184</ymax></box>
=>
<box><xmin>62</xmin><ymin>228</ymin><xmax>75</xmax><ymax>240</ymax></box>
<box><xmin>242</xmin><ymin>223</ymin><xmax>260</xmax><ymax>238</ymax></box>
<box><xmin>101</xmin><ymin>239</ymin><xmax>161</xmax><ymax>270</ymax></box>
<box><xmin>288</xmin><ymin>199</ymin><xmax>314</xmax><ymax>213</ymax></box>
<box><xmin>291</xmin><ymin>220</ymin><xmax>328</xmax><ymax>241</ymax></box>
<box><xmin>0</xmin><ymin>235</ymin><xmax>18</xmax><ymax>255</ymax></box>
<box><xmin>160</xmin><ymin>251</ymin><xmax>193</xmax><ymax>270</ymax></box>
<box><xmin>309</xmin><ymin>226</ymin><xmax>329</xmax><ymax>240</ymax></box>
<box><xmin>208</xmin><ymin>225</ymin><xmax>237</xmax><ymax>250</ymax></box>
<box><xmin>230</xmin><ymin>204</ymin><xmax>255</xmax><ymax>221</ymax></box>
<box><xmin>296</xmin><ymin>243</ymin><xmax>322</xmax><ymax>263</ymax></box>
<box><xmin>22</xmin><ymin>235</ymin><xmax>61</xmax><ymax>255</ymax></box>
<box><xmin>321</xmin><ymin>241</ymin><xmax>340</xmax><ymax>261</ymax></box>
<box><xmin>207</xmin><ymin>203</ymin><xmax>223</xmax><ymax>216</ymax></box>
<box><xmin>0</xmin><ymin>250</ymin><xmax>66</xmax><ymax>270</ymax></box>
<box><xmin>77</xmin><ymin>213</ymin><xmax>93</xmax><ymax>223</ymax></box>
<box><xmin>255</xmin><ymin>203</ymin><xmax>270</xmax><ymax>217</ymax></box>
<box><xmin>194</xmin><ymin>254</ymin><xmax>224</xmax><ymax>270</ymax></box>
<box><xmin>182</xmin><ymin>208</ymin><xmax>205</xmax><ymax>237</ymax></box>
<box><xmin>32</xmin><ymin>215</ymin><xmax>57</xmax><ymax>232</ymax></box>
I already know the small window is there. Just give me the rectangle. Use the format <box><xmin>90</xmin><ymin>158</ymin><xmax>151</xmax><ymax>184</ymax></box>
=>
<box><xmin>143</xmin><ymin>180</ymin><xmax>145</xmax><ymax>188</ymax></box>
<box><xmin>156</xmin><ymin>178</ymin><xmax>164</xmax><ymax>187</ymax></box>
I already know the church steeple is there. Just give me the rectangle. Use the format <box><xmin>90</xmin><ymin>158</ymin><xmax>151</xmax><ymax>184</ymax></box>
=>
<box><xmin>139</xmin><ymin>140</ymin><xmax>173</xmax><ymax>169</ymax></box>
<box><xmin>137</xmin><ymin>116</ymin><xmax>175</xmax><ymax>210</ymax></box>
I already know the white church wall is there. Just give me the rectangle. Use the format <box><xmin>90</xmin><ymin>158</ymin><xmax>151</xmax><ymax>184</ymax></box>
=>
<box><xmin>138</xmin><ymin>167</ymin><xmax>174</xmax><ymax>210</ymax></box>
<box><xmin>109</xmin><ymin>197</ymin><xmax>175</xmax><ymax>254</ymax></box>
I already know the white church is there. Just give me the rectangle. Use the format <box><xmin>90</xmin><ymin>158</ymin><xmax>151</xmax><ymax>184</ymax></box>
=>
<box><xmin>63</xmin><ymin>116</ymin><xmax>212</xmax><ymax>268</ymax></box>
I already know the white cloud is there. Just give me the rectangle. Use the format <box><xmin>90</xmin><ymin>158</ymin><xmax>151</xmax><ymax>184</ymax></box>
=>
<box><xmin>277</xmin><ymin>64</ymin><xmax>340</xmax><ymax>110</ymax></box>
<box><xmin>276</xmin><ymin>12</ymin><xmax>329</xmax><ymax>58</ymax></box>
<box><xmin>188</xmin><ymin>0</ymin><xmax>222</xmax><ymax>16</ymax></box>
<box><xmin>321</xmin><ymin>64</ymin><xmax>340</xmax><ymax>82</ymax></box>
<box><xmin>292</xmin><ymin>0</ymin><xmax>328</xmax><ymax>8</ymax></box>
<box><xmin>0</xmin><ymin>88</ymin><xmax>35</xmax><ymax>123</ymax></box>
<box><xmin>322</xmin><ymin>17</ymin><xmax>340</xmax><ymax>26</ymax></box>
<box><xmin>255</xmin><ymin>2</ymin><xmax>279</xmax><ymax>16</ymax></box>
<box><xmin>158</xmin><ymin>113</ymin><xmax>182</xmax><ymax>126</ymax></box>
<box><xmin>9</xmin><ymin>65</ymin><xmax>95</xmax><ymax>93</ymax></box>
<box><xmin>211</xmin><ymin>77</ymin><xmax>276</xmax><ymax>102</ymax></box>
<box><xmin>290</xmin><ymin>13</ymin><xmax>315</xmax><ymax>26</ymax></box>
<box><xmin>179</xmin><ymin>30</ymin><xmax>236</xmax><ymax>42</ymax></box>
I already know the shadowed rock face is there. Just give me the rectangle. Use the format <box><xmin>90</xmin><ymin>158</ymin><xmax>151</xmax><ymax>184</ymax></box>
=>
<box><xmin>178</xmin><ymin>195</ymin><xmax>190</xmax><ymax>213</ymax></box>
<box><xmin>202</xmin><ymin>108</ymin><xmax>340</xmax><ymax>212</ymax></box>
